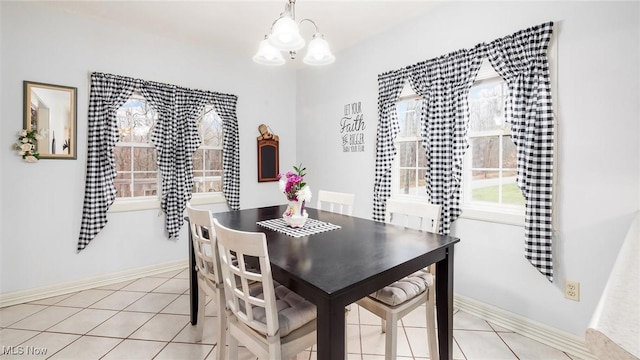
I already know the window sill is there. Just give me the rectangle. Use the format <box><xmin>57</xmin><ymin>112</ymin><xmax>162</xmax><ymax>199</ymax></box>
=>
<box><xmin>109</xmin><ymin>197</ymin><xmax>160</xmax><ymax>213</ymax></box>
<box><xmin>459</xmin><ymin>206</ymin><xmax>525</xmax><ymax>227</ymax></box>
<box><xmin>189</xmin><ymin>193</ymin><xmax>227</xmax><ymax>206</ymax></box>
<box><xmin>108</xmin><ymin>193</ymin><xmax>226</xmax><ymax>213</ymax></box>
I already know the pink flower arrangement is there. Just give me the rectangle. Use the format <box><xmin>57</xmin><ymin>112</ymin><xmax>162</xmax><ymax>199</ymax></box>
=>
<box><xmin>278</xmin><ymin>164</ymin><xmax>312</xmax><ymax>202</ymax></box>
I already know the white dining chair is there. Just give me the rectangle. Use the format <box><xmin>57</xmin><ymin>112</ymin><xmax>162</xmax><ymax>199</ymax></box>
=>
<box><xmin>316</xmin><ymin>190</ymin><xmax>355</xmax><ymax>215</ymax></box>
<box><xmin>186</xmin><ymin>204</ymin><xmax>227</xmax><ymax>360</ymax></box>
<box><xmin>316</xmin><ymin>189</ymin><xmax>357</xmax><ymax>328</ymax></box>
<box><xmin>213</xmin><ymin>218</ymin><xmax>318</xmax><ymax>360</ymax></box>
<box><xmin>356</xmin><ymin>198</ymin><xmax>442</xmax><ymax>360</ymax></box>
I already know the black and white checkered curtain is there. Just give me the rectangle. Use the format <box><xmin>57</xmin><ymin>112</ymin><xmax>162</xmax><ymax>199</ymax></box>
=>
<box><xmin>78</xmin><ymin>72</ymin><xmax>240</xmax><ymax>251</ymax></box>
<box><xmin>142</xmin><ymin>82</ymin><xmax>208</xmax><ymax>241</ymax></box>
<box><xmin>78</xmin><ymin>73</ymin><xmax>137</xmax><ymax>252</ymax></box>
<box><xmin>210</xmin><ymin>93</ymin><xmax>240</xmax><ymax>210</ymax></box>
<box><xmin>406</xmin><ymin>46</ymin><xmax>484</xmax><ymax>235</ymax></box>
<box><xmin>139</xmin><ymin>81</ymin><xmax>176</xmax><ymax>240</ymax></box>
<box><xmin>373</xmin><ymin>22</ymin><xmax>555</xmax><ymax>281</ymax></box>
<box><xmin>372</xmin><ymin>69</ymin><xmax>408</xmax><ymax>221</ymax></box>
<box><xmin>487</xmin><ymin>22</ymin><xmax>555</xmax><ymax>281</ymax></box>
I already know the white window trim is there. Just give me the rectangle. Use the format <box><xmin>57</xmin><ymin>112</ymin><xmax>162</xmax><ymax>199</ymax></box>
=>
<box><xmin>189</xmin><ymin>192</ymin><xmax>227</xmax><ymax>205</ymax></box>
<box><xmin>394</xmin><ymin>72</ymin><xmax>528</xmax><ymax>225</ymax></box>
<box><xmin>459</xmin><ymin>60</ymin><xmax>523</xmax><ymax>225</ymax></box>
<box><xmin>459</xmin><ymin>205</ymin><xmax>525</xmax><ymax>226</ymax></box>
<box><xmin>392</xmin><ymin>93</ymin><xmax>429</xmax><ymax>199</ymax></box>
<box><xmin>108</xmin><ymin>192</ymin><xmax>227</xmax><ymax>213</ymax></box>
<box><xmin>109</xmin><ymin>197</ymin><xmax>161</xmax><ymax>213</ymax></box>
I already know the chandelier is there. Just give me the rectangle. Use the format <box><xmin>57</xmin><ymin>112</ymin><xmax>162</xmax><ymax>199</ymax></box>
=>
<box><xmin>253</xmin><ymin>0</ymin><xmax>336</xmax><ymax>66</ymax></box>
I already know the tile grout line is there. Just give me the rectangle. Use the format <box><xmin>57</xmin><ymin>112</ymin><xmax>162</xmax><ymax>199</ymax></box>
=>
<box><xmin>43</xmin><ymin>289</ymin><xmax>125</xmax><ymax>360</ymax></box>
<box><xmin>452</xmin><ymin>335</ymin><xmax>467</xmax><ymax>360</ymax></box>
<box><xmin>3</xmin><ymin>268</ymin><xmax>551</xmax><ymax>360</ymax></box>
<box><xmin>150</xmin><ymin>270</ymin><xmax>203</xmax><ymax>360</ymax></box>
<box><xmin>99</xmin><ymin>270</ymin><xmax>185</xmax><ymax>360</ymax></box>
<box><xmin>400</xmin><ymin>320</ymin><xmax>416</xmax><ymax>360</ymax></box>
<box><xmin>494</xmin><ymin>330</ymin><xmax>522</xmax><ymax>360</ymax></box>
<box><xmin>14</xmin><ymin>272</ymin><xmax>181</xmax><ymax>360</ymax></box>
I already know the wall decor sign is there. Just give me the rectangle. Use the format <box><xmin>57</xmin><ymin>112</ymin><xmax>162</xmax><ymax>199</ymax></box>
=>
<box><xmin>257</xmin><ymin>124</ymin><xmax>279</xmax><ymax>182</ymax></box>
<box><xmin>341</xmin><ymin>101</ymin><xmax>365</xmax><ymax>153</ymax></box>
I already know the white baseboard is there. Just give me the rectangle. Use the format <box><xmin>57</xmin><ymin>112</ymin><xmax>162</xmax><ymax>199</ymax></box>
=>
<box><xmin>454</xmin><ymin>293</ymin><xmax>597</xmax><ymax>360</ymax></box>
<box><xmin>0</xmin><ymin>259</ymin><xmax>189</xmax><ymax>308</ymax></box>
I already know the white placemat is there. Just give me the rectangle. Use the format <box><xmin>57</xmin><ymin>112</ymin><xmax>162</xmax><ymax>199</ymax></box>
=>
<box><xmin>256</xmin><ymin>218</ymin><xmax>341</xmax><ymax>238</ymax></box>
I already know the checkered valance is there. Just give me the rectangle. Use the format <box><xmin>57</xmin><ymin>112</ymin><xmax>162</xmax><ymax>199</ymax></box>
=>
<box><xmin>374</xmin><ymin>22</ymin><xmax>555</xmax><ymax>281</ymax></box>
<box><xmin>78</xmin><ymin>72</ymin><xmax>240</xmax><ymax>252</ymax></box>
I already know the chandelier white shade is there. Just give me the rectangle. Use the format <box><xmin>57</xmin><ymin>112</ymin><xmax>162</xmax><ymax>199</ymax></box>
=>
<box><xmin>254</xmin><ymin>0</ymin><xmax>335</xmax><ymax>66</ymax></box>
<box><xmin>269</xmin><ymin>16</ymin><xmax>305</xmax><ymax>51</ymax></box>
<box><xmin>303</xmin><ymin>34</ymin><xmax>335</xmax><ymax>66</ymax></box>
<box><xmin>253</xmin><ymin>36</ymin><xmax>286</xmax><ymax>65</ymax></box>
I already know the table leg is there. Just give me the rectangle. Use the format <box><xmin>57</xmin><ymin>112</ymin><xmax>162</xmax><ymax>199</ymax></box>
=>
<box><xmin>316</xmin><ymin>300</ymin><xmax>345</xmax><ymax>360</ymax></box>
<box><xmin>436</xmin><ymin>246</ymin><xmax>454</xmax><ymax>360</ymax></box>
<box><xmin>188</xmin><ymin>222</ymin><xmax>198</xmax><ymax>325</ymax></box>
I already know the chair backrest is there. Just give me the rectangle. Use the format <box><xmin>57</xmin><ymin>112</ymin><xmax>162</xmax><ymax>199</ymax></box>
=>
<box><xmin>385</xmin><ymin>198</ymin><xmax>442</xmax><ymax>234</ymax></box>
<box><xmin>316</xmin><ymin>190</ymin><xmax>355</xmax><ymax>216</ymax></box>
<box><xmin>187</xmin><ymin>204</ymin><xmax>222</xmax><ymax>286</ymax></box>
<box><xmin>213</xmin><ymin>218</ymin><xmax>280</xmax><ymax>337</ymax></box>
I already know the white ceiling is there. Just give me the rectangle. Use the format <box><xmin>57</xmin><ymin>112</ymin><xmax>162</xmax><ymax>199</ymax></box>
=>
<box><xmin>42</xmin><ymin>1</ymin><xmax>441</xmax><ymax>65</ymax></box>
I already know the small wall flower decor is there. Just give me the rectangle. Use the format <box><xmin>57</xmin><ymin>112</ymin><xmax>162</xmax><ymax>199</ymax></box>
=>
<box><xmin>15</xmin><ymin>129</ymin><xmax>42</xmax><ymax>163</ymax></box>
<box><xmin>278</xmin><ymin>164</ymin><xmax>312</xmax><ymax>227</ymax></box>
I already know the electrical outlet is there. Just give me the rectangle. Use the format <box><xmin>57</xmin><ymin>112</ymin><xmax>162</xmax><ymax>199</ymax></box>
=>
<box><xmin>565</xmin><ymin>280</ymin><xmax>580</xmax><ymax>301</ymax></box>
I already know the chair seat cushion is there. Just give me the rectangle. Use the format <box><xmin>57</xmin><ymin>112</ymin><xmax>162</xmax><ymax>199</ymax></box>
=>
<box><xmin>249</xmin><ymin>284</ymin><xmax>317</xmax><ymax>337</ymax></box>
<box><xmin>368</xmin><ymin>270</ymin><xmax>433</xmax><ymax>306</ymax></box>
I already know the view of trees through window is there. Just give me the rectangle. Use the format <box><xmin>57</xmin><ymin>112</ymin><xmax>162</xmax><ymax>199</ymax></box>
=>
<box><xmin>393</xmin><ymin>75</ymin><xmax>525</xmax><ymax>208</ymax></box>
<box><xmin>114</xmin><ymin>97</ymin><xmax>158</xmax><ymax>198</ymax></box>
<box><xmin>394</xmin><ymin>97</ymin><xmax>427</xmax><ymax>198</ymax></box>
<box><xmin>467</xmin><ymin>77</ymin><xmax>524</xmax><ymax>206</ymax></box>
<box><xmin>192</xmin><ymin>107</ymin><xmax>223</xmax><ymax>193</ymax></box>
<box><xmin>113</xmin><ymin>96</ymin><xmax>223</xmax><ymax>199</ymax></box>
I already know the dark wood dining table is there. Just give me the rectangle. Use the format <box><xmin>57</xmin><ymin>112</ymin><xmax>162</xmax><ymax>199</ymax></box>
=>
<box><xmin>187</xmin><ymin>205</ymin><xmax>460</xmax><ymax>360</ymax></box>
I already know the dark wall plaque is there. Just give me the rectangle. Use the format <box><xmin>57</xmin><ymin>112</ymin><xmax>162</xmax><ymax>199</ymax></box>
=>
<box><xmin>258</xmin><ymin>139</ymin><xmax>279</xmax><ymax>182</ymax></box>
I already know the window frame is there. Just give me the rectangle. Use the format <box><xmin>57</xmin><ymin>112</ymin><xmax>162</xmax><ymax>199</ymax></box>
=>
<box><xmin>459</xmin><ymin>63</ymin><xmax>525</xmax><ymax>226</ymax></box>
<box><xmin>109</xmin><ymin>96</ymin><xmax>226</xmax><ymax>213</ymax></box>
<box><xmin>459</xmin><ymin>37</ymin><xmax>557</xmax><ymax>226</ymax></box>
<box><xmin>392</xmin><ymin>82</ymin><xmax>527</xmax><ymax>226</ymax></box>
<box><xmin>391</xmin><ymin>40</ymin><xmax>557</xmax><ymax>227</ymax></box>
<box><xmin>191</xmin><ymin>105</ymin><xmax>225</xmax><ymax>204</ymax></box>
<box><xmin>391</xmin><ymin>93</ymin><xmax>430</xmax><ymax>200</ymax></box>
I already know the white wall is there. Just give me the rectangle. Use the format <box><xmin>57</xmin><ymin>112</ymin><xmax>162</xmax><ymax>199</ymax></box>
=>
<box><xmin>0</xmin><ymin>2</ymin><xmax>297</xmax><ymax>294</ymax></box>
<box><xmin>0</xmin><ymin>2</ymin><xmax>4</xmax><ymax>274</ymax></box>
<box><xmin>296</xmin><ymin>1</ymin><xmax>640</xmax><ymax>337</ymax></box>
<box><xmin>2</xmin><ymin>0</ymin><xmax>638</xmax><ymax>340</ymax></box>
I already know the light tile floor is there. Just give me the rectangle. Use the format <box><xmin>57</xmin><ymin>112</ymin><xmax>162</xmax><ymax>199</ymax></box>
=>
<box><xmin>0</xmin><ymin>268</ymin><xmax>583</xmax><ymax>360</ymax></box>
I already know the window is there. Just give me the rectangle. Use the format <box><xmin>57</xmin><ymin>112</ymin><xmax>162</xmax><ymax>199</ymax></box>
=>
<box><xmin>111</xmin><ymin>94</ymin><xmax>224</xmax><ymax>211</ymax></box>
<box><xmin>114</xmin><ymin>96</ymin><xmax>159</xmax><ymax>199</ymax></box>
<box><xmin>192</xmin><ymin>107</ymin><xmax>223</xmax><ymax>194</ymax></box>
<box><xmin>393</xmin><ymin>95</ymin><xmax>428</xmax><ymax>199</ymax></box>
<box><xmin>391</xmin><ymin>64</ymin><xmax>526</xmax><ymax>224</ymax></box>
<box><xmin>462</xmin><ymin>61</ymin><xmax>525</xmax><ymax>221</ymax></box>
